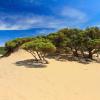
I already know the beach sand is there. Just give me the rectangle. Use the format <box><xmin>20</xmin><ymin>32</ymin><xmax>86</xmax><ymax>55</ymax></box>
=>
<box><xmin>0</xmin><ymin>49</ymin><xmax>100</xmax><ymax>100</ymax></box>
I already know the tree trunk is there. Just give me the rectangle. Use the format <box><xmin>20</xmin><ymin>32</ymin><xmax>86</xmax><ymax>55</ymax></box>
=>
<box><xmin>73</xmin><ymin>50</ymin><xmax>78</xmax><ymax>57</ymax></box>
<box><xmin>80</xmin><ymin>50</ymin><xmax>85</xmax><ymax>58</ymax></box>
<box><xmin>42</xmin><ymin>54</ymin><xmax>49</xmax><ymax>64</ymax></box>
<box><xmin>27</xmin><ymin>50</ymin><xmax>38</xmax><ymax>61</ymax></box>
<box><xmin>88</xmin><ymin>51</ymin><xmax>93</xmax><ymax>59</ymax></box>
<box><xmin>36</xmin><ymin>52</ymin><xmax>42</xmax><ymax>61</ymax></box>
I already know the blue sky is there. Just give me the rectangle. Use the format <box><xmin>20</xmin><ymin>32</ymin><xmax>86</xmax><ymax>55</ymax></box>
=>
<box><xmin>0</xmin><ymin>0</ymin><xmax>100</xmax><ymax>45</ymax></box>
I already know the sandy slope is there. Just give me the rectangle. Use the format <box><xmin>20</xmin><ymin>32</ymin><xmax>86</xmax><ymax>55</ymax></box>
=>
<box><xmin>0</xmin><ymin>49</ymin><xmax>100</xmax><ymax>100</ymax></box>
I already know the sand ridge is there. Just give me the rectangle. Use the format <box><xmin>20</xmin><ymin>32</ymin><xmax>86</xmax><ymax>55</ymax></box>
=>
<box><xmin>0</xmin><ymin>49</ymin><xmax>100</xmax><ymax>100</ymax></box>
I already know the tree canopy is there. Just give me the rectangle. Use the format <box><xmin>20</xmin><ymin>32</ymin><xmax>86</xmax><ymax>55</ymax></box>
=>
<box><xmin>21</xmin><ymin>38</ymin><xmax>56</xmax><ymax>63</ymax></box>
<box><xmin>4</xmin><ymin>27</ymin><xmax>100</xmax><ymax>63</ymax></box>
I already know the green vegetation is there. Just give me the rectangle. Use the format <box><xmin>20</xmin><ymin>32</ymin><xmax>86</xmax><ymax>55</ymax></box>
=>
<box><xmin>4</xmin><ymin>37</ymin><xmax>33</xmax><ymax>56</ymax></box>
<box><xmin>3</xmin><ymin>27</ymin><xmax>100</xmax><ymax>63</ymax></box>
<box><xmin>21</xmin><ymin>38</ymin><xmax>56</xmax><ymax>64</ymax></box>
<box><xmin>0</xmin><ymin>47</ymin><xmax>6</xmax><ymax>55</ymax></box>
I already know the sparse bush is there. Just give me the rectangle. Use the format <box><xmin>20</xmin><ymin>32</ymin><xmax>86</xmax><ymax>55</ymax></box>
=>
<box><xmin>21</xmin><ymin>38</ymin><xmax>56</xmax><ymax>64</ymax></box>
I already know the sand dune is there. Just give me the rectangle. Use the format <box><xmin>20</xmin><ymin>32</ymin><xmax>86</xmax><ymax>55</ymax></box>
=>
<box><xmin>0</xmin><ymin>49</ymin><xmax>100</xmax><ymax>100</ymax></box>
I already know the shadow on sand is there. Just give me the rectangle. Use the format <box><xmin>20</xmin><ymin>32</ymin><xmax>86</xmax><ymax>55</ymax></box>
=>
<box><xmin>47</xmin><ymin>54</ymin><xmax>100</xmax><ymax>64</ymax></box>
<box><xmin>15</xmin><ymin>59</ymin><xmax>47</xmax><ymax>68</ymax></box>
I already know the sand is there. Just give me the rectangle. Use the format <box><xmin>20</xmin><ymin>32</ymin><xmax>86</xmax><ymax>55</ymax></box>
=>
<box><xmin>0</xmin><ymin>49</ymin><xmax>100</xmax><ymax>100</ymax></box>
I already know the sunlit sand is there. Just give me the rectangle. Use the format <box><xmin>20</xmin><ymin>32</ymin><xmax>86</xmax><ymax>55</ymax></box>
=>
<box><xmin>0</xmin><ymin>49</ymin><xmax>100</xmax><ymax>100</ymax></box>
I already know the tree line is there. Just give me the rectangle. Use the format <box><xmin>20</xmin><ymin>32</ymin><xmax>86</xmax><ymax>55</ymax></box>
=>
<box><xmin>3</xmin><ymin>27</ymin><xmax>100</xmax><ymax>63</ymax></box>
<box><xmin>0</xmin><ymin>47</ymin><xmax>6</xmax><ymax>55</ymax></box>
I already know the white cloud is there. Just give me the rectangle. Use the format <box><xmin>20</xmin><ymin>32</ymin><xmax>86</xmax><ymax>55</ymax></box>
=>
<box><xmin>0</xmin><ymin>14</ymin><xmax>66</xmax><ymax>30</ymax></box>
<box><xmin>34</xmin><ymin>29</ymin><xmax>56</xmax><ymax>35</ymax></box>
<box><xmin>0</xmin><ymin>7</ymin><xmax>88</xmax><ymax>30</ymax></box>
<box><xmin>61</xmin><ymin>7</ymin><xmax>88</xmax><ymax>22</ymax></box>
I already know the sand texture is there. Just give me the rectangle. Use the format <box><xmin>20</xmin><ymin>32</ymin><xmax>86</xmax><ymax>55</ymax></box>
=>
<box><xmin>0</xmin><ymin>50</ymin><xmax>100</xmax><ymax>100</ymax></box>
